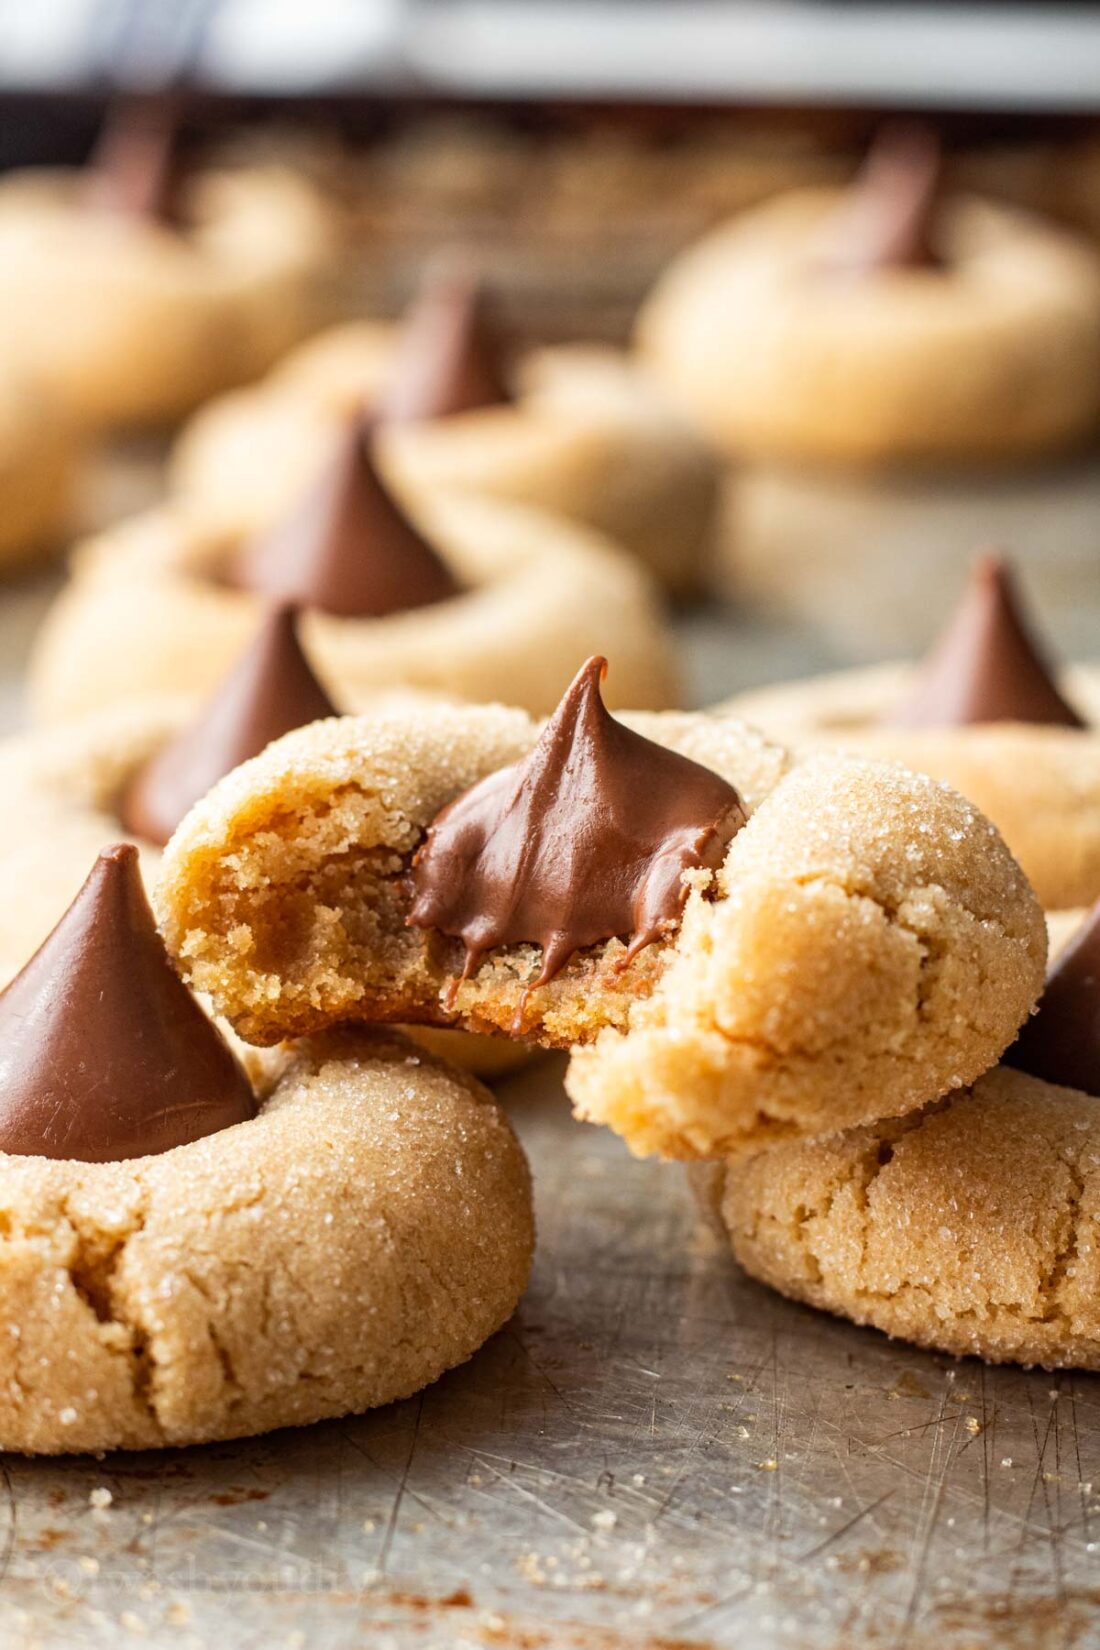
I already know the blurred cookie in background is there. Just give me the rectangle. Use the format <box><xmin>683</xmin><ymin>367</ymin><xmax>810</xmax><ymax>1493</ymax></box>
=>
<box><xmin>170</xmin><ymin>267</ymin><xmax>721</xmax><ymax>594</ymax></box>
<box><xmin>0</xmin><ymin>102</ymin><xmax>334</xmax><ymax>435</ymax></box>
<box><xmin>638</xmin><ymin>124</ymin><xmax>1100</xmax><ymax>467</ymax></box>
<box><xmin>30</xmin><ymin>419</ymin><xmax>678</xmax><ymax>722</ymax></box>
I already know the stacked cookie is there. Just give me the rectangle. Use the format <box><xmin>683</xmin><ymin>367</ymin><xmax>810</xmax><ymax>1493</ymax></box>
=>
<box><xmin>637</xmin><ymin>124</ymin><xmax>1100</xmax><ymax>656</ymax></box>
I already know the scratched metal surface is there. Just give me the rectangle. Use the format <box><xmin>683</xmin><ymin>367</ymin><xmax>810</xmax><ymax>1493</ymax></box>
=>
<box><xmin>0</xmin><ymin>1055</ymin><xmax>1096</xmax><ymax>1650</ymax></box>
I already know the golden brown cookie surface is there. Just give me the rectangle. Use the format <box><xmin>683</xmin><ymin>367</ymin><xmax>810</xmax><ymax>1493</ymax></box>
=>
<box><xmin>707</xmin><ymin>1066</ymin><xmax>1100</xmax><ymax>1369</ymax></box>
<box><xmin>155</xmin><ymin>703</ymin><xmax>1045</xmax><ymax>1160</ymax></box>
<box><xmin>0</xmin><ymin>1028</ymin><xmax>533</xmax><ymax>1454</ymax></box>
<box><xmin>0</xmin><ymin>363</ymin><xmax>80</xmax><ymax>572</ymax></box>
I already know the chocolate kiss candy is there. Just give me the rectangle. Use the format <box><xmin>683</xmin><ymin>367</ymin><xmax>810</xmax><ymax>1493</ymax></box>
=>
<box><xmin>889</xmin><ymin>553</ymin><xmax>1085</xmax><ymax>730</ymax></box>
<box><xmin>408</xmin><ymin>656</ymin><xmax>747</xmax><ymax>994</ymax></box>
<box><xmin>118</xmin><ymin>605</ymin><xmax>338</xmax><ymax>847</ymax></box>
<box><xmin>817</xmin><ymin>122</ymin><xmax>944</xmax><ymax>276</ymax></box>
<box><xmin>378</xmin><ymin>271</ymin><xmax>513</xmax><ymax>424</ymax></box>
<box><xmin>235</xmin><ymin>419</ymin><xmax>461</xmax><ymax>619</ymax></box>
<box><xmin>1007</xmin><ymin>902</ymin><xmax>1100</xmax><ymax>1095</ymax></box>
<box><xmin>0</xmin><ymin>845</ymin><xmax>255</xmax><ymax>1162</ymax></box>
<box><xmin>82</xmin><ymin>99</ymin><xmax>182</xmax><ymax>224</ymax></box>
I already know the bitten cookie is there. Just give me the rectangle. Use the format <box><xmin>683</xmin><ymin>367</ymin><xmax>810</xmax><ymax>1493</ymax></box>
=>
<box><xmin>29</xmin><ymin>422</ymin><xmax>676</xmax><ymax>722</ymax></box>
<box><xmin>169</xmin><ymin>272</ymin><xmax>720</xmax><ymax>593</ymax></box>
<box><xmin>0</xmin><ymin>108</ymin><xmax>332</xmax><ymax>433</ymax></box>
<box><xmin>0</xmin><ymin>845</ymin><xmax>533</xmax><ymax>1454</ymax></box>
<box><xmin>154</xmin><ymin>660</ymin><xmax>1045</xmax><ymax>1161</ymax></box>
<box><xmin>720</xmin><ymin>556</ymin><xmax>1100</xmax><ymax>911</ymax></box>
<box><xmin>638</xmin><ymin>126</ymin><xmax>1100</xmax><ymax>466</ymax></box>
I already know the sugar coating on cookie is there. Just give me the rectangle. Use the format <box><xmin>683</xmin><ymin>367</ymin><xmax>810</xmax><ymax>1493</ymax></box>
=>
<box><xmin>0</xmin><ymin>1029</ymin><xmax>533</xmax><ymax>1454</ymax></box>
<box><xmin>156</xmin><ymin>702</ymin><xmax>1045</xmax><ymax>1161</ymax></box>
<box><xmin>708</xmin><ymin>1066</ymin><xmax>1100</xmax><ymax>1369</ymax></box>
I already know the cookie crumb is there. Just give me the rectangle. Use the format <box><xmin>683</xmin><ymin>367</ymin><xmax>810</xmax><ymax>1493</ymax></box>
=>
<box><xmin>591</xmin><ymin>1509</ymin><xmax>617</xmax><ymax>1531</ymax></box>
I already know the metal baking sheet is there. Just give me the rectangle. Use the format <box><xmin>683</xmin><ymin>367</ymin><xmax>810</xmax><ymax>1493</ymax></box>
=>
<box><xmin>2</xmin><ymin>508</ymin><xmax>1098</xmax><ymax>1647</ymax></box>
<box><xmin>0</xmin><ymin>1054</ymin><xmax>1097</xmax><ymax>1650</ymax></box>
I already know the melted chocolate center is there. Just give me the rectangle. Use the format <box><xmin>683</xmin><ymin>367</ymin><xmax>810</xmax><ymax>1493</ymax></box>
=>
<box><xmin>0</xmin><ymin>845</ymin><xmax>255</xmax><ymax>1162</ymax></box>
<box><xmin>235</xmin><ymin>419</ymin><xmax>461</xmax><ymax>619</ymax></box>
<box><xmin>408</xmin><ymin>657</ymin><xmax>746</xmax><ymax>994</ymax></box>
<box><xmin>888</xmin><ymin>553</ymin><xmax>1085</xmax><ymax>730</ymax></box>
<box><xmin>119</xmin><ymin>605</ymin><xmax>338</xmax><ymax>847</ymax></box>
<box><xmin>817</xmin><ymin>122</ymin><xmax>945</xmax><ymax>277</ymax></box>
<box><xmin>82</xmin><ymin>100</ymin><xmax>183</xmax><ymax>225</ymax></box>
<box><xmin>1007</xmin><ymin>902</ymin><xmax>1100</xmax><ymax>1095</ymax></box>
<box><xmin>379</xmin><ymin>271</ymin><xmax>513</xmax><ymax>425</ymax></box>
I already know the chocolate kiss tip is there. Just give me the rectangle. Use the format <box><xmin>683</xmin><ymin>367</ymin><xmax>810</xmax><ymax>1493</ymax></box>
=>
<box><xmin>408</xmin><ymin>654</ymin><xmax>747</xmax><ymax>995</ymax></box>
<box><xmin>378</xmin><ymin>269</ymin><xmax>513</xmax><ymax>426</ymax></box>
<box><xmin>83</xmin><ymin>100</ymin><xmax>181</xmax><ymax>224</ymax></box>
<box><xmin>818</xmin><ymin>119</ymin><xmax>944</xmax><ymax>276</ymax></box>
<box><xmin>1007</xmin><ymin>899</ymin><xmax>1100</xmax><ymax>1096</ymax></box>
<box><xmin>118</xmin><ymin>604</ymin><xmax>339</xmax><ymax>848</ymax></box>
<box><xmin>887</xmin><ymin>551</ymin><xmax>1085</xmax><ymax>731</ymax></box>
<box><xmin>0</xmin><ymin>845</ymin><xmax>254</xmax><ymax>1163</ymax></box>
<box><xmin>235</xmin><ymin>420</ymin><xmax>461</xmax><ymax>620</ymax></box>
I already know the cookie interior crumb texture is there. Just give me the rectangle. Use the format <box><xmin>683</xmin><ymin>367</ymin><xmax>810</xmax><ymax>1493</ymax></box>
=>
<box><xmin>714</xmin><ymin>1066</ymin><xmax>1100</xmax><ymax>1370</ymax></box>
<box><xmin>157</xmin><ymin>705</ymin><xmax>1046</xmax><ymax>1161</ymax></box>
<box><xmin>0</xmin><ymin>1029</ymin><xmax>533</xmax><ymax>1454</ymax></box>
